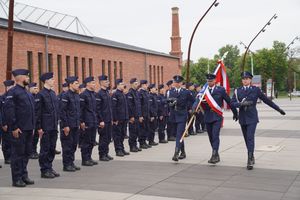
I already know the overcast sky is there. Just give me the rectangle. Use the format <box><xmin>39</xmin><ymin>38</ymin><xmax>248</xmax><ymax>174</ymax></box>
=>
<box><xmin>2</xmin><ymin>0</ymin><xmax>300</xmax><ymax>60</ymax></box>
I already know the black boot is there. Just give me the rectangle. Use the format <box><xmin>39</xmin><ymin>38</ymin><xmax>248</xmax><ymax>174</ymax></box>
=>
<box><xmin>247</xmin><ymin>152</ymin><xmax>254</xmax><ymax>170</ymax></box>
<box><xmin>208</xmin><ymin>150</ymin><xmax>220</xmax><ymax>164</ymax></box>
<box><xmin>179</xmin><ymin>145</ymin><xmax>186</xmax><ymax>160</ymax></box>
<box><xmin>172</xmin><ymin>147</ymin><xmax>180</xmax><ymax>162</ymax></box>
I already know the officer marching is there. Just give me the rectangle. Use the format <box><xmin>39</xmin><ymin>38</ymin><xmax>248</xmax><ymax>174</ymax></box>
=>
<box><xmin>35</xmin><ymin>72</ymin><xmax>60</xmax><ymax>178</ymax></box>
<box><xmin>231</xmin><ymin>71</ymin><xmax>286</xmax><ymax>170</ymax></box>
<box><xmin>168</xmin><ymin>75</ymin><xmax>194</xmax><ymax>161</ymax></box>
<box><xmin>200</xmin><ymin>74</ymin><xmax>238</xmax><ymax>164</ymax></box>
<box><xmin>157</xmin><ymin>84</ymin><xmax>168</xmax><ymax>143</ymax></box>
<box><xmin>148</xmin><ymin>84</ymin><xmax>159</xmax><ymax>146</ymax></box>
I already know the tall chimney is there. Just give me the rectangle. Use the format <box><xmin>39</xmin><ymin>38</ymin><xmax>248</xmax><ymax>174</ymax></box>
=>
<box><xmin>170</xmin><ymin>7</ymin><xmax>183</xmax><ymax>67</ymax></box>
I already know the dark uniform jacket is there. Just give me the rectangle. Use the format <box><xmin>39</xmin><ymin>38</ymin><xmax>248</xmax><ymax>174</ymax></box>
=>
<box><xmin>60</xmin><ymin>90</ymin><xmax>80</xmax><ymax>128</ymax></box>
<box><xmin>111</xmin><ymin>89</ymin><xmax>129</xmax><ymax>121</ymax></box>
<box><xmin>157</xmin><ymin>94</ymin><xmax>168</xmax><ymax>117</ymax></box>
<box><xmin>80</xmin><ymin>89</ymin><xmax>97</xmax><ymax>128</ymax></box>
<box><xmin>126</xmin><ymin>88</ymin><xmax>141</xmax><ymax>119</ymax></box>
<box><xmin>4</xmin><ymin>84</ymin><xmax>35</xmax><ymax>131</ymax></box>
<box><xmin>138</xmin><ymin>89</ymin><xmax>150</xmax><ymax>118</ymax></box>
<box><xmin>231</xmin><ymin>86</ymin><xmax>280</xmax><ymax>125</ymax></box>
<box><xmin>35</xmin><ymin>87</ymin><xmax>59</xmax><ymax>131</ymax></box>
<box><xmin>96</xmin><ymin>88</ymin><xmax>112</xmax><ymax>123</ymax></box>
<box><xmin>149</xmin><ymin>92</ymin><xmax>158</xmax><ymax>118</ymax></box>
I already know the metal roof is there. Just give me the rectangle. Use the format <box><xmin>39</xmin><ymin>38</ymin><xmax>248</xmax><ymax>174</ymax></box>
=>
<box><xmin>0</xmin><ymin>18</ymin><xmax>178</xmax><ymax>59</ymax></box>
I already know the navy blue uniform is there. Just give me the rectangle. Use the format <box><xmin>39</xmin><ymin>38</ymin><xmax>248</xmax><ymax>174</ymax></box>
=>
<box><xmin>166</xmin><ymin>89</ymin><xmax>176</xmax><ymax>140</ymax></box>
<box><xmin>96</xmin><ymin>88</ymin><xmax>112</xmax><ymax>158</ymax></box>
<box><xmin>1</xmin><ymin>93</ymin><xmax>11</xmax><ymax>163</ymax></box>
<box><xmin>138</xmin><ymin>89</ymin><xmax>150</xmax><ymax>145</ymax></box>
<box><xmin>168</xmin><ymin>88</ymin><xmax>194</xmax><ymax>150</ymax></box>
<box><xmin>126</xmin><ymin>88</ymin><xmax>142</xmax><ymax>149</ymax></box>
<box><xmin>201</xmin><ymin>86</ymin><xmax>237</xmax><ymax>151</ymax></box>
<box><xmin>4</xmin><ymin>84</ymin><xmax>35</xmax><ymax>183</ymax></box>
<box><xmin>148</xmin><ymin>92</ymin><xmax>158</xmax><ymax>143</ymax></box>
<box><xmin>187</xmin><ymin>90</ymin><xmax>195</xmax><ymax>135</ymax></box>
<box><xmin>80</xmin><ymin>89</ymin><xmax>97</xmax><ymax>162</ymax></box>
<box><xmin>35</xmin><ymin>87</ymin><xmax>59</xmax><ymax>173</ymax></box>
<box><xmin>112</xmin><ymin>89</ymin><xmax>129</xmax><ymax>153</ymax></box>
<box><xmin>157</xmin><ymin>93</ymin><xmax>168</xmax><ymax>141</ymax></box>
<box><xmin>60</xmin><ymin>90</ymin><xmax>80</xmax><ymax>168</ymax></box>
<box><xmin>31</xmin><ymin>93</ymin><xmax>39</xmax><ymax>156</ymax></box>
<box><xmin>231</xmin><ymin>86</ymin><xmax>282</xmax><ymax>153</ymax></box>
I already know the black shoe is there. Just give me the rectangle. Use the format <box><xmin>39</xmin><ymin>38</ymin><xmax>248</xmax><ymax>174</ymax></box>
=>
<box><xmin>149</xmin><ymin>141</ymin><xmax>158</xmax><ymax>146</ymax></box>
<box><xmin>63</xmin><ymin>165</ymin><xmax>76</xmax><ymax>172</ymax></box>
<box><xmin>51</xmin><ymin>169</ymin><xmax>60</xmax><ymax>177</ymax></box>
<box><xmin>172</xmin><ymin>148</ymin><xmax>180</xmax><ymax>162</ymax></box>
<box><xmin>159</xmin><ymin>140</ymin><xmax>168</xmax><ymax>144</ymax></box>
<box><xmin>29</xmin><ymin>152</ymin><xmax>39</xmax><ymax>159</ymax></box>
<box><xmin>137</xmin><ymin>147</ymin><xmax>142</xmax><ymax>151</ymax></box>
<box><xmin>146</xmin><ymin>143</ymin><xmax>152</xmax><ymax>148</ymax></box>
<box><xmin>247</xmin><ymin>152</ymin><xmax>254</xmax><ymax>170</ymax></box>
<box><xmin>99</xmin><ymin>156</ymin><xmax>110</xmax><ymax>161</ymax></box>
<box><xmin>82</xmin><ymin>160</ymin><xmax>94</xmax><ymax>166</ymax></box>
<box><xmin>4</xmin><ymin>159</ymin><xmax>11</xmax><ymax>164</ymax></box>
<box><xmin>22</xmin><ymin>177</ymin><xmax>34</xmax><ymax>185</ymax></box>
<box><xmin>72</xmin><ymin>164</ymin><xmax>81</xmax><ymax>170</ymax></box>
<box><xmin>12</xmin><ymin>180</ymin><xmax>26</xmax><ymax>187</ymax></box>
<box><xmin>197</xmin><ymin>130</ymin><xmax>204</xmax><ymax>134</ymax></box>
<box><xmin>41</xmin><ymin>171</ymin><xmax>55</xmax><ymax>179</ymax></box>
<box><xmin>130</xmin><ymin>147</ymin><xmax>139</xmax><ymax>152</ymax></box>
<box><xmin>122</xmin><ymin>150</ymin><xmax>130</xmax><ymax>155</ymax></box>
<box><xmin>140</xmin><ymin>144</ymin><xmax>148</xmax><ymax>149</ymax></box>
<box><xmin>208</xmin><ymin>150</ymin><xmax>220</xmax><ymax>164</ymax></box>
<box><xmin>124</xmin><ymin>135</ymin><xmax>129</xmax><ymax>139</ymax></box>
<box><xmin>106</xmin><ymin>154</ymin><xmax>114</xmax><ymax>160</ymax></box>
<box><xmin>168</xmin><ymin>137</ymin><xmax>176</xmax><ymax>141</ymax></box>
<box><xmin>55</xmin><ymin>150</ymin><xmax>61</xmax><ymax>155</ymax></box>
<box><xmin>178</xmin><ymin>152</ymin><xmax>186</xmax><ymax>160</ymax></box>
<box><xmin>0</xmin><ymin>164</ymin><xmax>2</xmax><ymax>168</ymax></box>
<box><xmin>116</xmin><ymin>151</ymin><xmax>125</xmax><ymax>157</ymax></box>
<box><xmin>90</xmin><ymin>160</ymin><xmax>98</xmax><ymax>165</ymax></box>
<box><xmin>190</xmin><ymin>132</ymin><xmax>197</xmax><ymax>135</ymax></box>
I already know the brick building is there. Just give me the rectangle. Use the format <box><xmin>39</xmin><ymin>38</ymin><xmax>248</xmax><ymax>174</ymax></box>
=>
<box><xmin>0</xmin><ymin>7</ymin><xmax>183</xmax><ymax>93</ymax></box>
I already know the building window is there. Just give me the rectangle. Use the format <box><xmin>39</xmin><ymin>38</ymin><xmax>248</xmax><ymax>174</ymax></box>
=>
<box><xmin>89</xmin><ymin>58</ymin><xmax>93</xmax><ymax>76</ymax></box>
<box><xmin>82</xmin><ymin>57</ymin><xmax>86</xmax><ymax>81</ymax></box>
<box><xmin>119</xmin><ymin>62</ymin><xmax>123</xmax><ymax>79</ymax></box>
<box><xmin>157</xmin><ymin>65</ymin><xmax>160</xmax><ymax>85</ymax></box>
<box><xmin>48</xmin><ymin>53</ymin><xmax>53</xmax><ymax>72</ymax></box>
<box><xmin>149</xmin><ymin>65</ymin><xmax>152</xmax><ymax>83</ymax></box>
<box><xmin>66</xmin><ymin>56</ymin><xmax>70</xmax><ymax>77</ymax></box>
<box><xmin>161</xmin><ymin>66</ymin><xmax>164</xmax><ymax>84</ymax></box>
<box><xmin>57</xmin><ymin>55</ymin><xmax>62</xmax><ymax>93</ymax></box>
<box><xmin>108</xmin><ymin>60</ymin><xmax>112</xmax><ymax>81</ymax></box>
<box><xmin>74</xmin><ymin>57</ymin><xmax>78</xmax><ymax>77</ymax></box>
<box><xmin>102</xmin><ymin>59</ymin><xmax>106</xmax><ymax>75</ymax></box>
<box><xmin>114</xmin><ymin>61</ymin><xmax>117</xmax><ymax>87</ymax></box>
<box><xmin>27</xmin><ymin>51</ymin><xmax>33</xmax><ymax>82</ymax></box>
<box><xmin>153</xmin><ymin>65</ymin><xmax>156</xmax><ymax>85</ymax></box>
<box><xmin>38</xmin><ymin>52</ymin><xmax>43</xmax><ymax>89</ymax></box>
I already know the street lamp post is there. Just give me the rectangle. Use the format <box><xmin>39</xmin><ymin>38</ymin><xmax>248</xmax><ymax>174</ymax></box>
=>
<box><xmin>186</xmin><ymin>0</ymin><xmax>219</xmax><ymax>82</ymax></box>
<box><xmin>239</xmin><ymin>41</ymin><xmax>254</xmax><ymax>75</ymax></box>
<box><xmin>241</xmin><ymin>14</ymin><xmax>278</xmax><ymax>73</ymax></box>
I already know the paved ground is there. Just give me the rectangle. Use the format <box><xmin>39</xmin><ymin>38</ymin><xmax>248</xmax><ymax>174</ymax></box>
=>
<box><xmin>1</xmin><ymin>98</ymin><xmax>300</xmax><ymax>200</ymax></box>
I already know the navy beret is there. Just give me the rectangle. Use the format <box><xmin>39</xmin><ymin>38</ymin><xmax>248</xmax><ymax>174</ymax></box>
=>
<box><xmin>115</xmin><ymin>79</ymin><xmax>123</xmax><ymax>85</ymax></box>
<box><xmin>98</xmin><ymin>75</ymin><xmax>108</xmax><ymax>81</ymax></box>
<box><xmin>206</xmin><ymin>73</ymin><xmax>216</xmax><ymax>80</ymax></box>
<box><xmin>173</xmin><ymin>75</ymin><xmax>184</xmax><ymax>83</ymax></box>
<box><xmin>83</xmin><ymin>76</ymin><xmax>94</xmax><ymax>84</ymax></box>
<box><xmin>186</xmin><ymin>82</ymin><xmax>193</xmax><ymax>88</ymax></box>
<box><xmin>166</xmin><ymin>80</ymin><xmax>173</xmax><ymax>86</ymax></box>
<box><xmin>12</xmin><ymin>69</ymin><xmax>29</xmax><ymax>77</ymax></box>
<box><xmin>148</xmin><ymin>83</ymin><xmax>156</xmax><ymax>89</ymax></box>
<box><xmin>40</xmin><ymin>72</ymin><xmax>53</xmax><ymax>82</ymax></box>
<box><xmin>62</xmin><ymin>82</ymin><xmax>68</xmax><ymax>87</ymax></box>
<box><xmin>79</xmin><ymin>84</ymin><xmax>85</xmax><ymax>89</ymax></box>
<box><xmin>140</xmin><ymin>80</ymin><xmax>148</xmax><ymax>85</ymax></box>
<box><xmin>158</xmin><ymin>84</ymin><xmax>164</xmax><ymax>90</ymax></box>
<box><xmin>28</xmin><ymin>82</ymin><xmax>37</xmax><ymax>88</ymax></box>
<box><xmin>130</xmin><ymin>78</ymin><xmax>138</xmax><ymax>84</ymax></box>
<box><xmin>194</xmin><ymin>84</ymin><xmax>200</xmax><ymax>88</ymax></box>
<box><xmin>3</xmin><ymin>80</ymin><xmax>14</xmax><ymax>87</ymax></box>
<box><xmin>241</xmin><ymin>71</ymin><xmax>253</xmax><ymax>78</ymax></box>
<box><xmin>65</xmin><ymin>76</ymin><xmax>78</xmax><ymax>84</ymax></box>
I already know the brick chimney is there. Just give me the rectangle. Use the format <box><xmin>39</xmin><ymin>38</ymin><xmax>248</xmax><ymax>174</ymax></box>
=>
<box><xmin>170</xmin><ymin>7</ymin><xmax>183</xmax><ymax>67</ymax></box>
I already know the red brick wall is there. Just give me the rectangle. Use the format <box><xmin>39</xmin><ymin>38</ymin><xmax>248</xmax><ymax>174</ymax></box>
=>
<box><xmin>0</xmin><ymin>28</ymin><xmax>180</xmax><ymax>93</ymax></box>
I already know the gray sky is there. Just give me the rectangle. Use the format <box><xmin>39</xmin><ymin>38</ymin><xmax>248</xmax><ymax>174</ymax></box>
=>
<box><xmin>4</xmin><ymin>0</ymin><xmax>300</xmax><ymax>60</ymax></box>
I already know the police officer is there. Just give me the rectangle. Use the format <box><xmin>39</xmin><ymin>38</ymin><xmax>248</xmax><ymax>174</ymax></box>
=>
<box><xmin>194</xmin><ymin>84</ymin><xmax>205</xmax><ymax>134</ymax></box>
<box><xmin>199</xmin><ymin>74</ymin><xmax>238</xmax><ymax>164</ymax></box>
<box><xmin>165</xmin><ymin>80</ymin><xmax>176</xmax><ymax>141</ymax></box>
<box><xmin>138</xmin><ymin>80</ymin><xmax>151</xmax><ymax>149</ymax></box>
<box><xmin>78</xmin><ymin>83</ymin><xmax>86</xmax><ymax>148</ymax></box>
<box><xmin>127</xmin><ymin>78</ymin><xmax>143</xmax><ymax>152</ymax></box>
<box><xmin>35</xmin><ymin>72</ymin><xmax>60</xmax><ymax>178</ymax></box>
<box><xmin>79</xmin><ymin>76</ymin><xmax>98</xmax><ymax>166</ymax></box>
<box><xmin>157</xmin><ymin>84</ymin><xmax>168</xmax><ymax>143</ymax></box>
<box><xmin>96</xmin><ymin>75</ymin><xmax>113</xmax><ymax>161</ymax></box>
<box><xmin>1</xmin><ymin>80</ymin><xmax>15</xmax><ymax>165</ymax></box>
<box><xmin>231</xmin><ymin>71</ymin><xmax>286</xmax><ymax>170</ymax></box>
<box><xmin>186</xmin><ymin>83</ymin><xmax>196</xmax><ymax>136</ymax></box>
<box><xmin>112</xmin><ymin>79</ymin><xmax>130</xmax><ymax>157</ymax></box>
<box><xmin>148</xmin><ymin>84</ymin><xmax>159</xmax><ymax>146</ymax></box>
<box><xmin>168</xmin><ymin>75</ymin><xmax>194</xmax><ymax>161</ymax></box>
<box><xmin>28</xmin><ymin>82</ymin><xmax>39</xmax><ymax>159</ymax></box>
<box><xmin>4</xmin><ymin>69</ymin><xmax>35</xmax><ymax>187</ymax></box>
<box><xmin>60</xmin><ymin>76</ymin><xmax>81</xmax><ymax>172</ymax></box>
